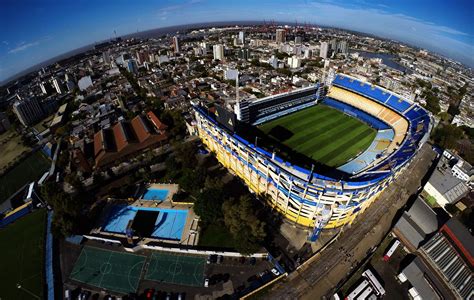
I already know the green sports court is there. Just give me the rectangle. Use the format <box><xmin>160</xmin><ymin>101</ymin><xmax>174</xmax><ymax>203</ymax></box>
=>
<box><xmin>69</xmin><ymin>246</ymin><xmax>146</xmax><ymax>294</ymax></box>
<box><xmin>144</xmin><ymin>252</ymin><xmax>206</xmax><ymax>287</ymax></box>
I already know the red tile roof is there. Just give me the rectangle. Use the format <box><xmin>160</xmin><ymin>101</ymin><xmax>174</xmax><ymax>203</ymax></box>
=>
<box><xmin>93</xmin><ymin>114</ymin><xmax>168</xmax><ymax>168</ymax></box>
<box><xmin>147</xmin><ymin>111</ymin><xmax>168</xmax><ymax>131</ymax></box>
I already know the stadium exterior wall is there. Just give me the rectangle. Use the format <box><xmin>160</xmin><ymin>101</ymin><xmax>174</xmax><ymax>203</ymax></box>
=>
<box><xmin>193</xmin><ymin>106</ymin><xmax>411</xmax><ymax>229</ymax></box>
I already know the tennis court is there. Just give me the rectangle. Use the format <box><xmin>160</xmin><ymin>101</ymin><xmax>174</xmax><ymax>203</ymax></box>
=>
<box><xmin>70</xmin><ymin>246</ymin><xmax>146</xmax><ymax>294</ymax></box>
<box><xmin>145</xmin><ymin>252</ymin><xmax>205</xmax><ymax>287</ymax></box>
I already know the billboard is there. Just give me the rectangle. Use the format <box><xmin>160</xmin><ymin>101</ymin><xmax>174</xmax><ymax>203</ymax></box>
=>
<box><xmin>215</xmin><ymin>105</ymin><xmax>237</xmax><ymax>132</ymax></box>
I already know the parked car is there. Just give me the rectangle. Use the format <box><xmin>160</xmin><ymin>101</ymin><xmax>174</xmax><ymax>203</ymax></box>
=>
<box><xmin>204</xmin><ymin>278</ymin><xmax>210</xmax><ymax>287</ymax></box>
<box><xmin>239</xmin><ymin>257</ymin><xmax>246</xmax><ymax>264</ymax></box>
<box><xmin>207</xmin><ymin>254</ymin><xmax>218</xmax><ymax>264</ymax></box>
<box><xmin>145</xmin><ymin>289</ymin><xmax>154</xmax><ymax>300</ymax></box>
<box><xmin>249</xmin><ymin>257</ymin><xmax>256</xmax><ymax>265</ymax></box>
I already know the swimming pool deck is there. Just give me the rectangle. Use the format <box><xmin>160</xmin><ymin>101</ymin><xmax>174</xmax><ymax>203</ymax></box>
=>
<box><xmin>139</xmin><ymin>183</ymin><xmax>178</xmax><ymax>202</ymax></box>
<box><xmin>94</xmin><ymin>198</ymin><xmax>199</xmax><ymax>247</ymax></box>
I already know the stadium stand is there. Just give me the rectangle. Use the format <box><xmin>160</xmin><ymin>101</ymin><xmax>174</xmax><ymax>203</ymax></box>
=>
<box><xmin>323</xmin><ymin>98</ymin><xmax>391</xmax><ymax>130</ymax></box>
<box><xmin>0</xmin><ymin>201</ymin><xmax>32</xmax><ymax>228</ymax></box>
<box><xmin>236</xmin><ymin>85</ymin><xmax>318</xmax><ymax>125</ymax></box>
<box><xmin>338</xmin><ymin>129</ymin><xmax>394</xmax><ymax>174</ymax></box>
<box><xmin>328</xmin><ymin>86</ymin><xmax>385</xmax><ymax>116</ymax></box>
<box><xmin>192</xmin><ymin>73</ymin><xmax>431</xmax><ymax>230</ymax></box>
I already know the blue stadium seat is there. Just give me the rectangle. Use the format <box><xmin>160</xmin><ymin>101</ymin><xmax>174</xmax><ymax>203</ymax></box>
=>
<box><xmin>323</xmin><ymin>98</ymin><xmax>391</xmax><ymax>130</ymax></box>
<box><xmin>386</xmin><ymin>96</ymin><xmax>411</xmax><ymax>113</ymax></box>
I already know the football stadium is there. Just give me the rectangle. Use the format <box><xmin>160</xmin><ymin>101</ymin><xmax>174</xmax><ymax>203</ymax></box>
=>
<box><xmin>193</xmin><ymin>74</ymin><xmax>432</xmax><ymax>240</ymax></box>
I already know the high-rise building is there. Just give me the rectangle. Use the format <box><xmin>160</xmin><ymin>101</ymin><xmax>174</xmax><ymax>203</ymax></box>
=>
<box><xmin>238</xmin><ymin>31</ymin><xmax>245</xmax><ymax>45</ymax></box>
<box><xmin>237</xmin><ymin>48</ymin><xmax>251</xmax><ymax>60</ymax></box>
<box><xmin>329</xmin><ymin>39</ymin><xmax>337</xmax><ymax>51</ymax></box>
<box><xmin>52</xmin><ymin>77</ymin><xmax>65</xmax><ymax>94</ymax></box>
<box><xmin>13</xmin><ymin>97</ymin><xmax>44</xmax><ymax>126</ymax></box>
<box><xmin>66</xmin><ymin>80</ymin><xmax>76</xmax><ymax>92</ymax></box>
<box><xmin>319</xmin><ymin>42</ymin><xmax>328</xmax><ymax>59</ymax></box>
<box><xmin>268</xmin><ymin>55</ymin><xmax>278</xmax><ymax>69</ymax></box>
<box><xmin>295</xmin><ymin>36</ymin><xmax>302</xmax><ymax>45</ymax></box>
<box><xmin>127</xmin><ymin>59</ymin><xmax>138</xmax><ymax>74</ymax></box>
<box><xmin>213</xmin><ymin>44</ymin><xmax>224</xmax><ymax>61</ymax></box>
<box><xmin>276</xmin><ymin>29</ymin><xmax>286</xmax><ymax>43</ymax></box>
<box><xmin>103</xmin><ymin>50</ymin><xmax>111</xmax><ymax>64</ymax></box>
<box><xmin>148</xmin><ymin>53</ymin><xmax>155</xmax><ymax>63</ymax></box>
<box><xmin>325</xmin><ymin>68</ymin><xmax>336</xmax><ymax>86</ymax></box>
<box><xmin>337</xmin><ymin>41</ymin><xmax>348</xmax><ymax>55</ymax></box>
<box><xmin>136</xmin><ymin>50</ymin><xmax>149</xmax><ymax>65</ymax></box>
<box><xmin>172</xmin><ymin>36</ymin><xmax>179</xmax><ymax>53</ymax></box>
<box><xmin>39</xmin><ymin>81</ymin><xmax>53</xmax><ymax>95</ymax></box>
<box><xmin>287</xmin><ymin>56</ymin><xmax>302</xmax><ymax>69</ymax></box>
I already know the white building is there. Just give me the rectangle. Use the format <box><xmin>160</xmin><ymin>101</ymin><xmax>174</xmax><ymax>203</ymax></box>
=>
<box><xmin>287</xmin><ymin>56</ymin><xmax>302</xmax><ymax>69</ymax></box>
<box><xmin>320</xmin><ymin>42</ymin><xmax>328</xmax><ymax>59</ymax></box>
<box><xmin>78</xmin><ymin>76</ymin><xmax>93</xmax><ymax>91</ymax></box>
<box><xmin>224</xmin><ymin>68</ymin><xmax>239</xmax><ymax>80</ymax></box>
<box><xmin>13</xmin><ymin>97</ymin><xmax>44</xmax><ymax>126</ymax></box>
<box><xmin>213</xmin><ymin>44</ymin><xmax>224</xmax><ymax>61</ymax></box>
<box><xmin>238</xmin><ymin>31</ymin><xmax>245</xmax><ymax>45</ymax></box>
<box><xmin>103</xmin><ymin>50</ymin><xmax>111</xmax><ymax>64</ymax></box>
<box><xmin>52</xmin><ymin>77</ymin><xmax>65</xmax><ymax>94</ymax></box>
<box><xmin>268</xmin><ymin>56</ymin><xmax>278</xmax><ymax>69</ymax></box>
<box><xmin>172</xmin><ymin>36</ymin><xmax>179</xmax><ymax>53</ymax></box>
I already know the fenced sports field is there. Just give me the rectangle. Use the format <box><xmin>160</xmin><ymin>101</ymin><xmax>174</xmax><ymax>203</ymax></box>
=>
<box><xmin>70</xmin><ymin>246</ymin><xmax>206</xmax><ymax>294</ymax></box>
<box><xmin>144</xmin><ymin>252</ymin><xmax>206</xmax><ymax>287</ymax></box>
<box><xmin>69</xmin><ymin>246</ymin><xmax>146</xmax><ymax>294</ymax></box>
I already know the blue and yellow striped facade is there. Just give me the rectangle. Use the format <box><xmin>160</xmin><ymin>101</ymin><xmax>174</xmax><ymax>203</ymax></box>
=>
<box><xmin>193</xmin><ymin>105</ymin><xmax>411</xmax><ymax>229</ymax></box>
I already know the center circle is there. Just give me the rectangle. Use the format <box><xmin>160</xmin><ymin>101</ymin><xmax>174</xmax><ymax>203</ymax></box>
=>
<box><xmin>100</xmin><ymin>263</ymin><xmax>112</xmax><ymax>274</ymax></box>
<box><xmin>169</xmin><ymin>263</ymin><xmax>182</xmax><ymax>275</ymax></box>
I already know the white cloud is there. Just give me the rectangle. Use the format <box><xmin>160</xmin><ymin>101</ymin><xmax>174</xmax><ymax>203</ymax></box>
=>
<box><xmin>7</xmin><ymin>36</ymin><xmax>52</xmax><ymax>54</ymax></box>
<box><xmin>8</xmin><ymin>41</ymin><xmax>40</xmax><ymax>53</ymax></box>
<box><xmin>157</xmin><ymin>0</ymin><xmax>205</xmax><ymax>20</ymax></box>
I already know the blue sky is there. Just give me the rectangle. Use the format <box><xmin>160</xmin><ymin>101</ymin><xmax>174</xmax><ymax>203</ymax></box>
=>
<box><xmin>0</xmin><ymin>0</ymin><xmax>473</xmax><ymax>81</ymax></box>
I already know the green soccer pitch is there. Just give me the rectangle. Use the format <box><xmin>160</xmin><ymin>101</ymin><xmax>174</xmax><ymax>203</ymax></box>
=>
<box><xmin>258</xmin><ymin>105</ymin><xmax>377</xmax><ymax>167</ymax></box>
<box><xmin>69</xmin><ymin>246</ymin><xmax>146</xmax><ymax>294</ymax></box>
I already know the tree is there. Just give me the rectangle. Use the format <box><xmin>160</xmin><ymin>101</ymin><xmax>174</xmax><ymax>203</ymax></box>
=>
<box><xmin>193</xmin><ymin>187</ymin><xmax>225</xmax><ymax>224</ymax></box>
<box><xmin>432</xmin><ymin>124</ymin><xmax>464</xmax><ymax>150</ymax></box>
<box><xmin>174</xmin><ymin>142</ymin><xmax>197</xmax><ymax>168</ymax></box>
<box><xmin>222</xmin><ymin>195</ymin><xmax>266</xmax><ymax>254</ymax></box>
<box><xmin>41</xmin><ymin>182</ymin><xmax>84</xmax><ymax>237</ymax></box>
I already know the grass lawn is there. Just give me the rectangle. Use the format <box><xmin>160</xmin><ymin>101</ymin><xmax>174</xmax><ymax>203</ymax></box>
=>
<box><xmin>258</xmin><ymin>105</ymin><xmax>377</xmax><ymax>167</ymax></box>
<box><xmin>0</xmin><ymin>151</ymin><xmax>50</xmax><ymax>203</ymax></box>
<box><xmin>425</xmin><ymin>195</ymin><xmax>437</xmax><ymax>207</ymax></box>
<box><xmin>198</xmin><ymin>223</ymin><xmax>237</xmax><ymax>249</ymax></box>
<box><xmin>0</xmin><ymin>209</ymin><xmax>46</xmax><ymax>300</ymax></box>
<box><xmin>0</xmin><ymin>130</ymin><xmax>31</xmax><ymax>171</ymax></box>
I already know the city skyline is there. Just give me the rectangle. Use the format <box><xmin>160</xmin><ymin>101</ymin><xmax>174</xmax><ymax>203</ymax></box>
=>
<box><xmin>0</xmin><ymin>0</ymin><xmax>473</xmax><ymax>82</ymax></box>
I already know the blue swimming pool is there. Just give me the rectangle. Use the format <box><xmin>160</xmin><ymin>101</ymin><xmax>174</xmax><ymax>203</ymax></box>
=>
<box><xmin>103</xmin><ymin>205</ymin><xmax>137</xmax><ymax>234</ymax></box>
<box><xmin>151</xmin><ymin>208</ymin><xmax>188</xmax><ymax>240</ymax></box>
<box><xmin>102</xmin><ymin>206</ymin><xmax>188</xmax><ymax>241</ymax></box>
<box><xmin>142</xmin><ymin>188</ymin><xmax>169</xmax><ymax>201</ymax></box>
